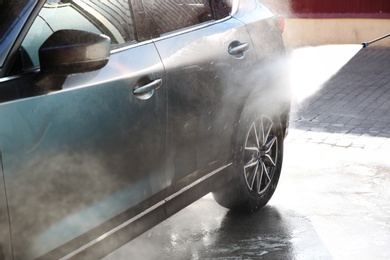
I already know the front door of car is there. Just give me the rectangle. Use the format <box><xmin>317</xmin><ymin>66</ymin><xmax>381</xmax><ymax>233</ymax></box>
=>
<box><xmin>143</xmin><ymin>0</ymin><xmax>257</xmax><ymax>193</ymax></box>
<box><xmin>0</xmin><ymin>1</ymin><xmax>166</xmax><ymax>259</ymax></box>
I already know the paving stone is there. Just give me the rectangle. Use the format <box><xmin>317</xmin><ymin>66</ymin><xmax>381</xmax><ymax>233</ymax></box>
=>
<box><xmin>289</xmin><ymin>46</ymin><xmax>390</xmax><ymax>151</ymax></box>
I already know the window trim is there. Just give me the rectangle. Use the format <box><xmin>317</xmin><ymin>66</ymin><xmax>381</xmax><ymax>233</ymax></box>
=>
<box><xmin>231</xmin><ymin>0</ymin><xmax>239</xmax><ymax>15</ymax></box>
<box><xmin>111</xmin><ymin>38</ymin><xmax>155</xmax><ymax>54</ymax></box>
<box><xmin>113</xmin><ymin>14</ymin><xmax>232</xmax><ymax>54</ymax></box>
<box><xmin>112</xmin><ymin>0</ymin><xmax>238</xmax><ymax>53</ymax></box>
<box><xmin>150</xmin><ymin>15</ymin><xmax>231</xmax><ymax>42</ymax></box>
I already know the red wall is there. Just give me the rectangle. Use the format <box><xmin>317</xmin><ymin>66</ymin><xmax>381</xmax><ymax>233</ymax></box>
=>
<box><xmin>291</xmin><ymin>0</ymin><xmax>390</xmax><ymax>17</ymax></box>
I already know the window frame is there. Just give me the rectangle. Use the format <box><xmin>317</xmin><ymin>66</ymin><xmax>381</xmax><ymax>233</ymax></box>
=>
<box><xmin>138</xmin><ymin>0</ymin><xmax>232</xmax><ymax>39</ymax></box>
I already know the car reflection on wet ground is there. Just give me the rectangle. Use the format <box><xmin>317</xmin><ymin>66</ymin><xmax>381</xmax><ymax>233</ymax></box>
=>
<box><xmin>104</xmin><ymin>46</ymin><xmax>390</xmax><ymax>260</ymax></box>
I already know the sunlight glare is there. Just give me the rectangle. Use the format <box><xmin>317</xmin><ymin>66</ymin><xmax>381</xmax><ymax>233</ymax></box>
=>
<box><xmin>289</xmin><ymin>44</ymin><xmax>362</xmax><ymax>103</ymax></box>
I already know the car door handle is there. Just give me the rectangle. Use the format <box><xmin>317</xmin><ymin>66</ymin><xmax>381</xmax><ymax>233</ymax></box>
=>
<box><xmin>133</xmin><ymin>79</ymin><xmax>162</xmax><ymax>95</ymax></box>
<box><xmin>228</xmin><ymin>42</ymin><xmax>250</xmax><ymax>56</ymax></box>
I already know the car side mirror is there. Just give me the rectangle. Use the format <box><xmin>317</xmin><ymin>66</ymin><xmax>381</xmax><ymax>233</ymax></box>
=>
<box><xmin>39</xmin><ymin>29</ymin><xmax>111</xmax><ymax>75</ymax></box>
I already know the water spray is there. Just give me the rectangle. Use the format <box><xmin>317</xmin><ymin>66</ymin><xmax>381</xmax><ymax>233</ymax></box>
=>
<box><xmin>362</xmin><ymin>33</ymin><xmax>390</xmax><ymax>48</ymax></box>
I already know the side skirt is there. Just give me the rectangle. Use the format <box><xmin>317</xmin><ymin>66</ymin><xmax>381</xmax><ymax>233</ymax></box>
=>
<box><xmin>38</xmin><ymin>163</ymin><xmax>232</xmax><ymax>260</ymax></box>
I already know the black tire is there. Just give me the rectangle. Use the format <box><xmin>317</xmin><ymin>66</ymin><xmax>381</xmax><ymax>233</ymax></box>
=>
<box><xmin>213</xmin><ymin>109</ymin><xmax>284</xmax><ymax>212</ymax></box>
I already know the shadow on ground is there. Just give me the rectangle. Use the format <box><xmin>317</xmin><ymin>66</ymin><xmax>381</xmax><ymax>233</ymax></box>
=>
<box><xmin>104</xmin><ymin>196</ymin><xmax>332</xmax><ymax>260</ymax></box>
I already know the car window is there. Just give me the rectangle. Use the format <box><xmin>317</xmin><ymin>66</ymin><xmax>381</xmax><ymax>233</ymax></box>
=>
<box><xmin>0</xmin><ymin>0</ymin><xmax>35</xmax><ymax>68</ymax></box>
<box><xmin>21</xmin><ymin>0</ymin><xmax>137</xmax><ymax>68</ymax></box>
<box><xmin>142</xmin><ymin>0</ymin><xmax>214</xmax><ymax>36</ymax></box>
<box><xmin>141</xmin><ymin>0</ymin><xmax>232</xmax><ymax>37</ymax></box>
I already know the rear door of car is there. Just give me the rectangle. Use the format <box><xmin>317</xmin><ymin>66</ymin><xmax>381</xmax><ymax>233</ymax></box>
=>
<box><xmin>0</xmin><ymin>1</ymin><xmax>166</xmax><ymax>259</ymax></box>
<box><xmin>142</xmin><ymin>0</ymin><xmax>258</xmax><ymax>194</ymax></box>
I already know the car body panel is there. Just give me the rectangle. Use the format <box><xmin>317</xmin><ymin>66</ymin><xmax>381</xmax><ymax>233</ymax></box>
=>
<box><xmin>154</xmin><ymin>17</ymin><xmax>258</xmax><ymax>194</ymax></box>
<box><xmin>232</xmin><ymin>2</ymin><xmax>289</xmax><ymax>129</ymax></box>
<box><xmin>235</xmin><ymin>3</ymin><xmax>285</xmax><ymax>59</ymax></box>
<box><xmin>0</xmin><ymin>43</ymin><xmax>166</xmax><ymax>259</ymax></box>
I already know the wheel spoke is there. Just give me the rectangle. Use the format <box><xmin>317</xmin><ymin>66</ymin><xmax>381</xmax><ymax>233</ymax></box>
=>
<box><xmin>245</xmin><ymin>146</ymin><xmax>259</xmax><ymax>152</ymax></box>
<box><xmin>248</xmin><ymin>162</ymin><xmax>259</xmax><ymax>190</ymax></box>
<box><xmin>261</xmin><ymin>116</ymin><xmax>273</xmax><ymax>146</ymax></box>
<box><xmin>253</xmin><ymin>122</ymin><xmax>260</xmax><ymax>148</ymax></box>
<box><xmin>256</xmin><ymin>162</ymin><xmax>271</xmax><ymax>193</ymax></box>
<box><xmin>261</xmin><ymin>128</ymin><xmax>277</xmax><ymax>167</ymax></box>
<box><xmin>245</xmin><ymin>123</ymin><xmax>261</xmax><ymax>153</ymax></box>
<box><xmin>244</xmin><ymin>159</ymin><xmax>258</xmax><ymax>170</ymax></box>
<box><xmin>263</xmin><ymin>162</ymin><xmax>271</xmax><ymax>182</ymax></box>
<box><xmin>244</xmin><ymin>158</ymin><xmax>258</xmax><ymax>190</ymax></box>
<box><xmin>263</xmin><ymin>154</ymin><xmax>276</xmax><ymax>167</ymax></box>
<box><xmin>263</xmin><ymin>136</ymin><xmax>277</xmax><ymax>154</ymax></box>
<box><xmin>257</xmin><ymin>162</ymin><xmax>265</xmax><ymax>193</ymax></box>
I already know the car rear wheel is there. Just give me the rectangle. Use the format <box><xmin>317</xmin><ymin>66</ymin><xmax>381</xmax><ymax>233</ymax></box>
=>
<box><xmin>213</xmin><ymin>111</ymin><xmax>284</xmax><ymax>212</ymax></box>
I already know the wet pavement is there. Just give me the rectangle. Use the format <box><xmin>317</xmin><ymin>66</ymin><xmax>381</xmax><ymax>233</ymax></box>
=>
<box><xmin>103</xmin><ymin>46</ymin><xmax>390</xmax><ymax>260</ymax></box>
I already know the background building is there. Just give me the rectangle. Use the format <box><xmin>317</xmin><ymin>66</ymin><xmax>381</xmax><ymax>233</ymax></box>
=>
<box><xmin>275</xmin><ymin>0</ymin><xmax>390</xmax><ymax>46</ymax></box>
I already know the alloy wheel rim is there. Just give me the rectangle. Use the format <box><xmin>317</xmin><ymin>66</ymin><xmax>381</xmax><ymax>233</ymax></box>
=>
<box><xmin>243</xmin><ymin>115</ymin><xmax>278</xmax><ymax>195</ymax></box>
